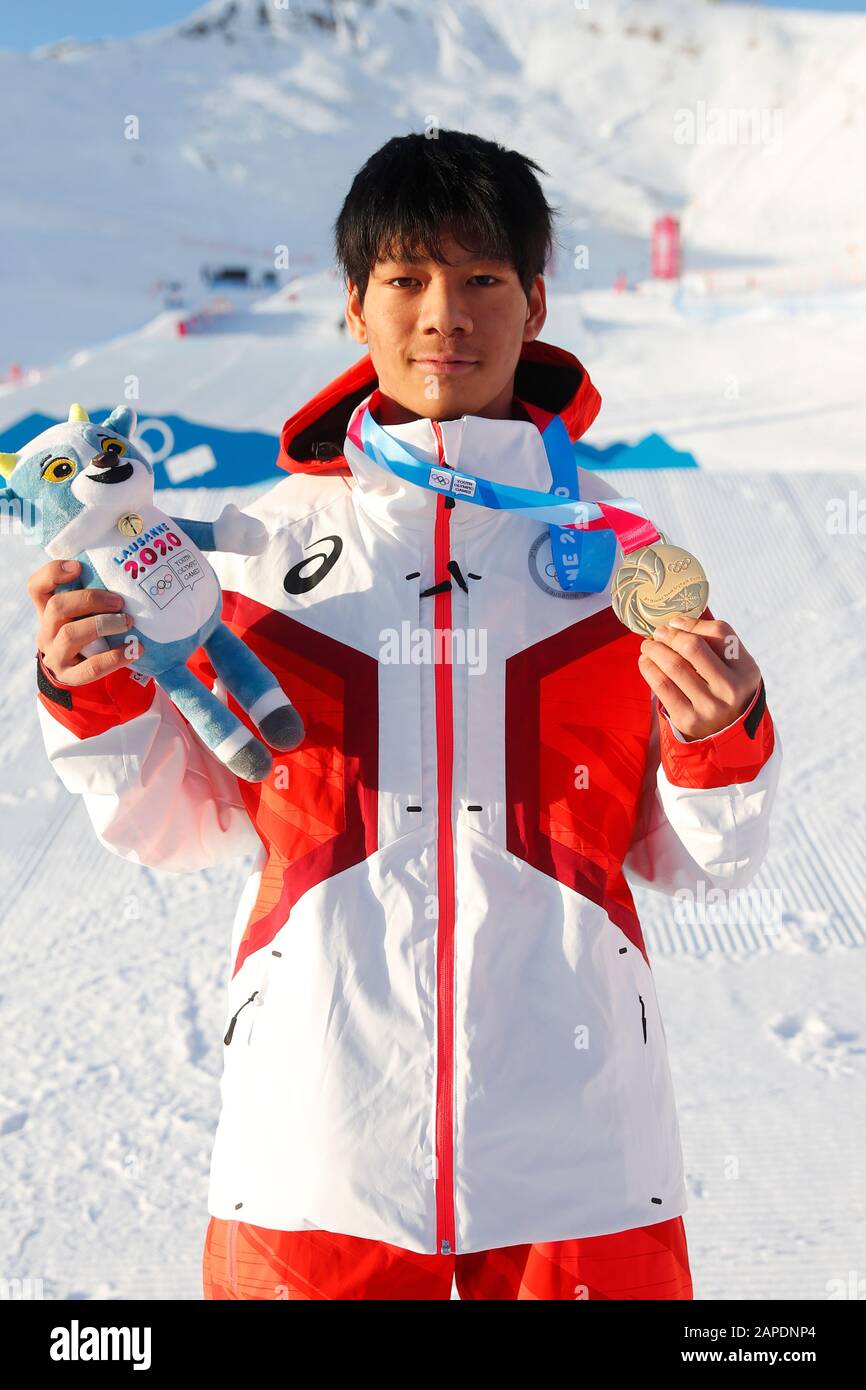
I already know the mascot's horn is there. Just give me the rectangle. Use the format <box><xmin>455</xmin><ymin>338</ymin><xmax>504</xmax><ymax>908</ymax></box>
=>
<box><xmin>0</xmin><ymin>452</ymin><xmax>17</xmax><ymax>480</ymax></box>
<box><xmin>68</xmin><ymin>403</ymin><xmax>89</xmax><ymax>422</ymax></box>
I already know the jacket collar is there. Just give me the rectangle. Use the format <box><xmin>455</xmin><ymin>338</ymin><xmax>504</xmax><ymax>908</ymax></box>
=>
<box><xmin>277</xmin><ymin>339</ymin><xmax>602</xmax><ymax>534</ymax></box>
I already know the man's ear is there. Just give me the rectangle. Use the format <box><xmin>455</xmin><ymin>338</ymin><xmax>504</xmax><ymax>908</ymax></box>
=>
<box><xmin>344</xmin><ymin>279</ymin><xmax>368</xmax><ymax>345</ymax></box>
<box><xmin>523</xmin><ymin>273</ymin><xmax>547</xmax><ymax>343</ymax></box>
<box><xmin>103</xmin><ymin>404</ymin><xmax>138</xmax><ymax>438</ymax></box>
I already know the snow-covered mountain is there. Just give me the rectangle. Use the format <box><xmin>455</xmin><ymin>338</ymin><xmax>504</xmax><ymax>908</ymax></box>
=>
<box><xmin>2</xmin><ymin>0</ymin><xmax>865</xmax><ymax>367</ymax></box>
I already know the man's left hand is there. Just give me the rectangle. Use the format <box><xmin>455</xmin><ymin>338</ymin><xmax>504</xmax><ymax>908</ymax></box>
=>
<box><xmin>637</xmin><ymin>614</ymin><xmax>762</xmax><ymax>741</ymax></box>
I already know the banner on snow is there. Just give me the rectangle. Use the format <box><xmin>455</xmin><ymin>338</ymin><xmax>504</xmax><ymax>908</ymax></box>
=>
<box><xmin>0</xmin><ymin>410</ymin><xmax>698</xmax><ymax>489</ymax></box>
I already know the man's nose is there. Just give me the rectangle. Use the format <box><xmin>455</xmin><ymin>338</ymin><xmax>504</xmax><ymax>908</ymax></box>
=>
<box><xmin>420</xmin><ymin>286</ymin><xmax>472</xmax><ymax>336</ymax></box>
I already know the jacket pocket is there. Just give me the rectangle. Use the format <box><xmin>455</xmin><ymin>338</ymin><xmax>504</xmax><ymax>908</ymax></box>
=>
<box><xmin>223</xmin><ymin>951</ymin><xmax>276</xmax><ymax>1046</ymax></box>
<box><xmin>223</xmin><ymin>989</ymin><xmax>259</xmax><ymax>1046</ymax></box>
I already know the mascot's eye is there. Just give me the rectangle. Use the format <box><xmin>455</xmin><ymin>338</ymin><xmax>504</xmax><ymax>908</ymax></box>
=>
<box><xmin>43</xmin><ymin>456</ymin><xmax>77</xmax><ymax>483</ymax></box>
<box><xmin>100</xmin><ymin>437</ymin><xmax>126</xmax><ymax>457</ymax></box>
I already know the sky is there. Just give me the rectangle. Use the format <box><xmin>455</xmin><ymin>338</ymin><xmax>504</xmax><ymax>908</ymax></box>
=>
<box><xmin>1</xmin><ymin>0</ymin><xmax>866</xmax><ymax>51</ymax></box>
<box><xmin>0</xmin><ymin>1</ymin><xmax>200</xmax><ymax>49</ymax></box>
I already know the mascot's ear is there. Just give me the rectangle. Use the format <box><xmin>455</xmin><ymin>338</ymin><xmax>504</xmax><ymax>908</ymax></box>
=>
<box><xmin>103</xmin><ymin>404</ymin><xmax>137</xmax><ymax>439</ymax></box>
<box><xmin>68</xmin><ymin>403</ymin><xmax>89</xmax><ymax>423</ymax></box>
<box><xmin>1</xmin><ymin>456</ymin><xmax>22</xmax><ymax>511</ymax></box>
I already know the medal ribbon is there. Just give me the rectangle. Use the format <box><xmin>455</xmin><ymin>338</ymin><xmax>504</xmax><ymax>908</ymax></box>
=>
<box><xmin>356</xmin><ymin>391</ymin><xmax>661</xmax><ymax>592</ymax></box>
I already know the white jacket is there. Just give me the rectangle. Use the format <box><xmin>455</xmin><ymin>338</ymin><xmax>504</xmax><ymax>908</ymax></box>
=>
<box><xmin>35</xmin><ymin>346</ymin><xmax>781</xmax><ymax>1254</ymax></box>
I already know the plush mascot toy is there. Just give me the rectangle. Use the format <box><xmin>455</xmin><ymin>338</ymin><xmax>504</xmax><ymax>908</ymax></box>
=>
<box><xmin>0</xmin><ymin>403</ymin><xmax>304</xmax><ymax>783</ymax></box>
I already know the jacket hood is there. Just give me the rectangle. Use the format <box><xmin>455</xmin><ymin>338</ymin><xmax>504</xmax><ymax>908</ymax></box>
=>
<box><xmin>277</xmin><ymin>338</ymin><xmax>602</xmax><ymax>477</ymax></box>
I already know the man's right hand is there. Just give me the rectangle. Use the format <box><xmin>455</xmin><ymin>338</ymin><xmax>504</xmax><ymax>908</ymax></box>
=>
<box><xmin>30</xmin><ymin>559</ymin><xmax>145</xmax><ymax>688</ymax></box>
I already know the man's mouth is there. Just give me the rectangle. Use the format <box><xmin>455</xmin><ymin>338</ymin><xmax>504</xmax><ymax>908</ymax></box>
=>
<box><xmin>89</xmin><ymin>462</ymin><xmax>134</xmax><ymax>484</ymax></box>
<box><xmin>412</xmin><ymin>356</ymin><xmax>479</xmax><ymax>376</ymax></box>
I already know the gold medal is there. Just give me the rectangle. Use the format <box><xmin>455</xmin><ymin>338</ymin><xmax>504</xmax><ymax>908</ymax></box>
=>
<box><xmin>611</xmin><ymin>539</ymin><xmax>709</xmax><ymax>638</ymax></box>
<box><xmin>117</xmin><ymin>512</ymin><xmax>143</xmax><ymax>538</ymax></box>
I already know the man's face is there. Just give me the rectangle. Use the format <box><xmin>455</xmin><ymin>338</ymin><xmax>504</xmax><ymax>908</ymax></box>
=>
<box><xmin>344</xmin><ymin>230</ymin><xmax>547</xmax><ymax>422</ymax></box>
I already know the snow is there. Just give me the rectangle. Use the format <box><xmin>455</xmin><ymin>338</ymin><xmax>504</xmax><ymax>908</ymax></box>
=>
<box><xmin>1</xmin><ymin>0</ymin><xmax>865</xmax><ymax>1301</ymax></box>
<box><xmin>4</xmin><ymin>0</ymin><xmax>866</xmax><ymax>371</ymax></box>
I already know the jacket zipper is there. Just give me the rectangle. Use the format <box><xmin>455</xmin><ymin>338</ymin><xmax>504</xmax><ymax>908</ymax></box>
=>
<box><xmin>224</xmin><ymin>990</ymin><xmax>258</xmax><ymax>1045</ymax></box>
<box><xmin>430</xmin><ymin>419</ymin><xmax>457</xmax><ymax>1257</ymax></box>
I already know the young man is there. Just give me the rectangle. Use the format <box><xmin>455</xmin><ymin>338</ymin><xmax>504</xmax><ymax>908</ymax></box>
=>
<box><xmin>31</xmin><ymin>130</ymin><xmax>780</xmax><ymax>1300</ymax></box>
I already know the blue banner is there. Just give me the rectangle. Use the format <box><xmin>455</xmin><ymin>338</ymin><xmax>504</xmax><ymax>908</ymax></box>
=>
<box><xmin>0</xmin><ymin>411</ymin><xmax>699</xmax><ymax>491</ymax></box>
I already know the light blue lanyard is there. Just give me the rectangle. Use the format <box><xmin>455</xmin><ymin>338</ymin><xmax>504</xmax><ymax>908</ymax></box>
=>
<box><xmin>536</xmin><ymin>411</ymin><xmax>618</xmax><ymax>593</ymax></box>
<box><xmin>359</xmin><ymin>405</ymin><xmax>647</xmax><ymax>592</ymax></box>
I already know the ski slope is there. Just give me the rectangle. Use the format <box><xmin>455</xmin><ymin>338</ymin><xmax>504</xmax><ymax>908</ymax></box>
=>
<box><xmin>2</xmin><ymin>271</ymin><xmax>865</xmax><ymax>1300</ymax></box>
<box><xmin>1</xmin><ymin>0</ymin><xmax>865</xmax><ymax>1301</ymax></box>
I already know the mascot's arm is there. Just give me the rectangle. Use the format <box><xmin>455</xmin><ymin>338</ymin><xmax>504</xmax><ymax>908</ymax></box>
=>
<box><xmin>170</xmin><ymin>504</ymin><xmax>268</xmax><ymax>556</ymax></box>
<box><xmin>168</xmin><ymin>517</ymin><xmax>216</xmax><ymax>550</ymax></box>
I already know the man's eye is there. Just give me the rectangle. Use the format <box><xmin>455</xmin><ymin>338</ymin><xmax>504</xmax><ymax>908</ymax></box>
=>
<box><xmin>388</xmin><ymin>277</ymin><xmax>419</xmax><ymax>288</ymax></box>
<box><xmin>470</xmin><ymin>275</ymin><xmax>499</xmax><ymax>286</ymax></box>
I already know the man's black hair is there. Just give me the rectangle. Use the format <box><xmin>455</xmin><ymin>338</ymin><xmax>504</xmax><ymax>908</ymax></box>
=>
<box><xmin>334</xmin><ymin>128</ymin><xmax>557</xmax><ymax>304</ymax></box>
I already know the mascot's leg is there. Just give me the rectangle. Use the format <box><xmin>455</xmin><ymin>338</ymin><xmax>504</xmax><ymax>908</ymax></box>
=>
<box><xmin>158</xmin><ymin>661</ymin><xmax>273</xmax><ymax>784</ymax></box>
<box><xmin>203</xmin><ymin>623</ymin><xmax>305</xmax><ymax>752</ymax></box>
